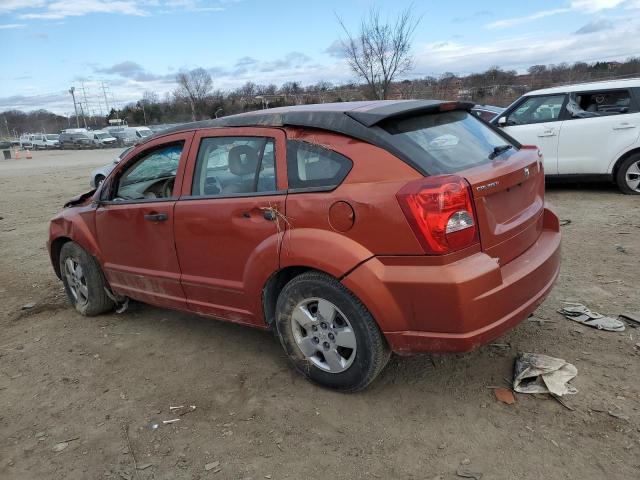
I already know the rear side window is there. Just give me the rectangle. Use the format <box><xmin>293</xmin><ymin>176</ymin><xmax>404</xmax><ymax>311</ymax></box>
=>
<box><xmin>382</xmin><ymin>110</ymin><xmax>514</xmax><ymax>174</ymax></box>
<box><xmin>286</xmin><ymin>140</ymin><xmax>352</xmax><ymax>189</ymax></box>
<box><xmin>570</xmin><ymin>89</ymin><xmax>633</xmax><ymax>116</ymax></box>
<box><xmin>192</xmin><ymin>136</ymin><xmax>276</xmax><ymax>196</ymax></box>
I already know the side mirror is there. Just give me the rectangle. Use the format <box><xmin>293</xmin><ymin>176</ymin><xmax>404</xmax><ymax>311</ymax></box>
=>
<box><xmin>498</xmin><ymin>117</ymin><xmax>507</xmax><ymax>127</ymax></box>
<box><xmin>619</xmin><ymin>107</ymin><xmax>629</xmax><ymax>114</ymax></box>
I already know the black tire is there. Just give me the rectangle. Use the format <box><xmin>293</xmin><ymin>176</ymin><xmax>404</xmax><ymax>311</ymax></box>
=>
<box><xmin>59</xmin><ymin>241</ymin><xmax>115</xmax><ymax>316</ymax></box>
<box><xmin>615</xmin><ymin>153</ymin><xmax>640</xmax><ymax>195</ymax></box>
<box><xmin>275</xmin><ymin>271</ymin><xmax>390</xmax><ymax>392</ymax></box>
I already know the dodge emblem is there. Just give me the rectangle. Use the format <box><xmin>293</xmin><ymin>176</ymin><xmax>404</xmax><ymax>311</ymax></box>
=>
<box><xmin>524</xmin><ymin>167</ymin><xmax>530</xmax><ymax>178</ymax></box>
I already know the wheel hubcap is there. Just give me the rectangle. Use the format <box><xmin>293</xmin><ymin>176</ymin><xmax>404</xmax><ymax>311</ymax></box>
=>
<box><xmin>625</xmin><ymin>160</ymin><xmax>640</xmax><ymax>192</ymax></box>
<box><xmin>64</xmin><ymin>257</ymin><xmax>88</xmax><ymax>305</ymax></box>
<box><xmin>291</xmin><ymin>298</ymin><xmax>357</xmax><ymax>373</ymax></box>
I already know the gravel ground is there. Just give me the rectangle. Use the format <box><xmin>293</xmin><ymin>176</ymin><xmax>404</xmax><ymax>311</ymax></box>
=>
<box><xmin>0</xmin><ymin>148</ymin><xmax>639</xmax><ymax>480</ymax></box>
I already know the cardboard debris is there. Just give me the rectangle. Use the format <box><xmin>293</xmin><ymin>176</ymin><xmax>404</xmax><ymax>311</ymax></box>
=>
<box><xmin>513</xmin><ymin>353</ymin><xmax>578</xmax><ymax>396</ymax></box>
<box><xmin>558</xmin><ymin>304</ymin><xmax>625</xmax><ymax>332</ymax></box>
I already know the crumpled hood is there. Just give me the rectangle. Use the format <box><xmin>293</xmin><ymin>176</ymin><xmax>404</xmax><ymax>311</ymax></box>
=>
<box><xmin>64</xmin><ymin>189</ymin><xmax>96</xmax><ymax>208</ymax></box>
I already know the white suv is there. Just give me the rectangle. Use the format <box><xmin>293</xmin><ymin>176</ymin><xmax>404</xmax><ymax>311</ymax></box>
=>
<box><xmin>493</xmin><ymin>79</ymin><xmax>640</xmax><ymax>194</ymax></box>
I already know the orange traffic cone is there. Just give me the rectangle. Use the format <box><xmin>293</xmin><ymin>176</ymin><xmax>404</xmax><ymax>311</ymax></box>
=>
<box><xmin>26</xmin><ymin>149</ymin><xmax>32</xmax><ymax>159</ymax></box>
<box><xmin>14</xmin><ymin>148</ymin><xmax>21</xmax><ymax>159</ymax></box>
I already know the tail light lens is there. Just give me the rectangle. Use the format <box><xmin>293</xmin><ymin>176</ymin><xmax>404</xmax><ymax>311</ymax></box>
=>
<box><xmin>396</xmin><ymin>175</ymin><xmax>479</xmax><ymax>254</ymax></box>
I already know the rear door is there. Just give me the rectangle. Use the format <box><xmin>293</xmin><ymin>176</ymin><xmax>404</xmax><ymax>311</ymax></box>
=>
<box><xmin>174</xmin><ymin>127</ymin><xmax>287</xmax><ymax>327</ymax></box>
<box><xmin>95</xmin><ymin>132</ymin><xmax>194</xmax><ymax>309</ymax></box>
<box><xmin>557</xmin><ymin>88</ymin><xmax>640</xmax><ymax>174</ymax></box>
<box><xmin>498</xmin><ymin>94</ymin><xmax>567</xmax><ymax>174</ymax></box>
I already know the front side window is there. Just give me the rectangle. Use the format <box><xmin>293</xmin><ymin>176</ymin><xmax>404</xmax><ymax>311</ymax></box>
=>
<box><xmin>115</xmin><ymin>143</ymin><xmax>183</xmax><ymax>200</ymax></box>
<box><xmin>382</xmin><ymin>110</ymin><xmax>514</xmax><ymax>173</ymax></box>
<box><xmin>192</xmin><ymin>137</ymin><xmax>276</xmax><ymax>196</ymax></box>
<box><xmin>286</xmin><ymin>141</ymin><xmax>352</xmax><ymax>189</ymax></box>
<box><xmin>507</xmin><ymin>95</ymin><xmax>566</xmax><ymax>125</ymax></box>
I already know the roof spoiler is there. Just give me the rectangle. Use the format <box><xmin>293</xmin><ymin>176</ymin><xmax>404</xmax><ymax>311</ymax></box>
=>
<box><xmin>346</xmin><ymin>101</ymin><xmax>476</xmax><ymax>127</ymax></box>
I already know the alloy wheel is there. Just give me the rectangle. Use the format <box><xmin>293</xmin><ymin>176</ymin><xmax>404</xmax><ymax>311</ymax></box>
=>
<box><xmin>625</xmin><ymin>159</ymin><xmax>640</xmax><ymax>192</ymax></box>
<box><xmin>291</xmin><ymin>297</ymin><xmax>357</xmax><ymax>373</ymax></box>
<box><xmin>64</xmin><ymin>257</ymin><xmax>89</xmax><ymax>305</ymax></box>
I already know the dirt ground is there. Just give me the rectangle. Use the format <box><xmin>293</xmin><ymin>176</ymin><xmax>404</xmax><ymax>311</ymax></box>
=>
<box><xmin>1</xmin><ymin>148</ymin><xmax>638</xmax><ymax>480</ymax></box>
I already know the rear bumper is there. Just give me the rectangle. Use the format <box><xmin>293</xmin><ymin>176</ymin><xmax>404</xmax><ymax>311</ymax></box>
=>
<box><xmin>341</xmin><ymin>206</ymin><xmax>561</xmax><ymax>354</ymax></box>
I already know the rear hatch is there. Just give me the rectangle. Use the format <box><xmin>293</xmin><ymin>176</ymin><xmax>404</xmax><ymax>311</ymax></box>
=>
<box><xmin>379</xmin><ymin>107</ymin><xmax>544</xmax><ymax>264</ymax></box>
<box><xmin>462</xmin><ymin>148</ymin><xmax>544</xmax><ymax>264</ymax></box>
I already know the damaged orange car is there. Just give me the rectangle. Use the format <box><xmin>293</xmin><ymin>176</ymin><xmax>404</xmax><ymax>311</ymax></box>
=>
<box><xmin>48</xmin><ymin>101</ymin><xmax>561</xmax><ymax>391</ymax></box>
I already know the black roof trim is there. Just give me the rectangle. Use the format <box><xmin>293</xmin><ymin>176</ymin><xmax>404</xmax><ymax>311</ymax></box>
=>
<box><xmin>148</xmin><ymin>100</ymin><xmax>476</xmax><ymax>175</ymax></box>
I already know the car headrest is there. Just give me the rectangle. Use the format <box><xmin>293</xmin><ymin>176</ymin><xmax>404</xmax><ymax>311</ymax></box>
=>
<box><xmin>228</xmin><ymin>145</ymin><xmax>258</xmax><ymax>176</ymax></box>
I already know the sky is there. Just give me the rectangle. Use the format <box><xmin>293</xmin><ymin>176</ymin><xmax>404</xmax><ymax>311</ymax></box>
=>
<box><xmin>1</xmin><ymin>0</ymin><xmax>640</xmax><ymax>114</ymax></box>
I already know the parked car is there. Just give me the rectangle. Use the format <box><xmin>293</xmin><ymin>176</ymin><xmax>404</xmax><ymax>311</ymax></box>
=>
<box><xmin>89</xmin><ymin>147</ymin><xmax>134</xmax><ymax>187</ymax></box>
<box><xmin>19</xmin><ymin>134</ymin><xmax>33</xmax><ymax>149</ymax></box>
<box><xmin>492</xmin><ymin>79</ymin><xmax>640</xmax><ymax>194</ymax></box>
<box><xmin>471</xmin><ymin>104</ymin><xmax>505</xmax><ymax>122</ymax></box>
<box><xmin>88</xmin><ymin>131</ymin><xmax>117</xmax><ymax>148</ymax></box>
<box><xmin>106</xmin><ymin>126</ymin><xmax>153</xmax><ymax>146</ymax></box>
<box><xmin>31</xmin><ymin>133</ymin><xmax>60</xmax><ymax>149</ymax></box>
<box><xmin>59</xmin><ymin>132</ymin><xmax>93</xmax><ymax>149</ymax></box>
<box><xmin>49</xmin><ymin>100</ymin><xmax>561</xmax><ymax>391</ymax></box>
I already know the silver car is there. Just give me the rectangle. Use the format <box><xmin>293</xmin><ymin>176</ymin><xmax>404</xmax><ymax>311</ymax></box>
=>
<box><xmin>89</xmin><ymin>147</ymin><xmax>133</xmax><ymax>187</ymax></box>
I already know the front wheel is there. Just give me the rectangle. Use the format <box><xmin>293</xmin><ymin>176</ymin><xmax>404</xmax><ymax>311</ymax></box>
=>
<box><xmin>615</xmin><ymin>153</ymin><xmax>640</xmax><ymax>195</ymax></box>
<box><xmin>59</xmin><ymin>241</ymin><xmax>115</xmax><ymax>316</ymax></box>
<box><xmin>275</xmin><ymin>271</ymin><xmax>390</xmax><ymax>392</ymax></box>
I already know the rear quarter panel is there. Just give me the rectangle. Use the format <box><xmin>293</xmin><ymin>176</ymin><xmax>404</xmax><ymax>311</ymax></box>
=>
<box><xmin>281</xmin><ymin>128</ymin><xmax>424</xmax><ymax>276</ymax></box>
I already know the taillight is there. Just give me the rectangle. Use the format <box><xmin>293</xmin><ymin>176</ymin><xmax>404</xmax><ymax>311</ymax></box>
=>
<box><xmin>396</xmin><ymin>175</ymin><xmax>479</xmax><ymax>254</ymax></box>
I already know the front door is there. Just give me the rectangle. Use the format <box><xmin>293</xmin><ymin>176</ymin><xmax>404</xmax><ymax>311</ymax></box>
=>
<box><xmin>95</xmin><ymin>132</ymin><xmax>194</xmax><ymax>309</ymax></box>
<box><xmin>174</xmin><ymin>128</ymin><xmax>287</xmax><ymax>326</ymax></box>
<box><xmin>500</xmin><ymin>94</ymin><xmax>567</xmax><ymax>174</ymax></box>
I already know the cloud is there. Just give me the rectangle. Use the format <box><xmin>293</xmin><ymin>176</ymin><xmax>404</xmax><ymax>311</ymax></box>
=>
<box><xmin>451</xmin><ymin>10</ymin><xmax>493</xmax><ymax>23</ymax></box>
<box><xmin>486</xmin><ymin>8</ymin><xmax>571</xmax><ymax>29</ymax></box>
<box><xmin>324</xmin><ymin>39</ymin><xmax>346</xmax><ymax>59</ymax></box>
<box><xmin>18</xmin><ymin>1</ymin><xmax>148</xmax><ymax>20</ymax></box>
<box><xmin>10</xmin><ymin>0</ymin><xmax>238</xmax><ymax>20</ymax></box>
<box><xmin>570</xmin><ymin>0</ymin><xmax>626</xmax><ymax>12</ymax></box>
<box><xmin>0</xmin><ymin>1</ymin><xmax>46</xmax><ymax>14</ymax></box>
<box><xmin>486</xmin><ymin>0</ymin><xmax>629</xmax><ymax>29</ymax></box>
<box><xmin>574</xmin><ymin>18</ymin><xmax>614</xmax><ymax>34</ymax></box>
<box><xmin>414</xmin><ymin>15</ymin><xmax>640</xmax><ymax>75</ymax></box>
<box><xmin>94</xmin><ymin>61</ymin><xmax>172</xmax><ymax>82</ymax></box>
<box><xmin>0</xmin><ymin>23</ymin><xmax>27</xmax><ymax>29</ymax></box>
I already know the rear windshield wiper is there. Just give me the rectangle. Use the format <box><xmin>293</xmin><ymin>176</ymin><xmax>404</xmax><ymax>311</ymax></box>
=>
<box><xmin>488</xmin><ymin>144</ymin><xmax>513</xmax><ymax>160</ymax></box>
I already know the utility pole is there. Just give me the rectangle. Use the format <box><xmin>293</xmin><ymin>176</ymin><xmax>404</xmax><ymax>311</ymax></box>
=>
<box><xmin>69</xmin><ymin>87</ymin><xmax>80</xmax><ymax>128</ymax></box>
<box><xmin>81</xmin><ymin>82</ymin><xmax>91</xmax><ymax>126</ymax></box>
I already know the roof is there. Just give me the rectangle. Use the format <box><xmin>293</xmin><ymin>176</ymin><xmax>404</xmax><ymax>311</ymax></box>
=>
<box><xmin>150</xmin><ymin>100</ymin><xmax>476</xmax><ymax>176</ymax></box>
<box><xmin>157</xmin><ymin>99</ymin><xmax>474</xmax><ymax>136</ymax></box>
<box><xmin>524</xmin><ymin>78</ymin><xmax>640</xmax><ymax>96</ymax></box>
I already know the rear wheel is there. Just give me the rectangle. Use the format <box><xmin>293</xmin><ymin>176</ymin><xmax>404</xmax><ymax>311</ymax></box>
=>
<box><xmin>275</xmin><ymin>271</ymin><xmax>390</xmax><ymax>392</ymax></box>
<box><xmin>59</xmin><ymin>241</ymin><xmax>115</xmax><ymax>316</ymax></box>
<box><xmin>615</xmin><ymin>153</ymin><xmax>640</xmax><ymax>195</ymax></box>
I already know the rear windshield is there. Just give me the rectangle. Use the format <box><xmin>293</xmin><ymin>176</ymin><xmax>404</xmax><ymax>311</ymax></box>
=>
<box><xmin>382</xmin><ymin>110</ymin><xmax>515</xmax><ymax>174</ymax></box>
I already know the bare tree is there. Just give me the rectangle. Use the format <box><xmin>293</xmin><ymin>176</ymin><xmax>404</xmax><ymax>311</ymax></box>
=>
<box><xmin>174</xmin><ymin>68</ymin><xmax>213</xmax><ymax>121</ymax></box>
<box><xmin>338</xmin><ymin>7</ymin><xmax>420</xmax><ymax>100</ymax></box>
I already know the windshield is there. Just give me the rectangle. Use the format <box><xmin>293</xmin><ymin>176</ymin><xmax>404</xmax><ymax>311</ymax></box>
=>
<box><xmin>382</xmin><ymin>110</ymin><xmax>515</xmax><ymax>174</ymax></box>
<box><xmin>95</xmin><ymin>133</ymin><xmax>108</xmax><ymax>139</ymax></box>
<box><xmin>138</xmin><ymin>129</ymin><xmax>152</xmax><ymax>137</ymax></box>
<box><xmin>46</xmin><ymin>134</ymin><xmax>59</xmax><ymax>140</ymax></box>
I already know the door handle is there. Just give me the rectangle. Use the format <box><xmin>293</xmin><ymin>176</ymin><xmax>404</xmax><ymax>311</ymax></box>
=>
<box><xmin>144</xmin><ymin>212</ymin><xmax>168</xmax><ymax>222</ymax></box>
<box><xmin>613</xmin><ymin>123</ymin><xmax>636</xmax><ymax>130</ymax></box>
<box><xmin>538</xmin><ymin>129</ymin><xmax>556</xmax><ymax>137</ymax></box>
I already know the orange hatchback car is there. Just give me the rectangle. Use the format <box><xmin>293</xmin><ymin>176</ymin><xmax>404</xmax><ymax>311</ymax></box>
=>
<box><xmin>49</xmin><ymin>101</ymin><xmax>561</xmax><ymax>391</ymax></box>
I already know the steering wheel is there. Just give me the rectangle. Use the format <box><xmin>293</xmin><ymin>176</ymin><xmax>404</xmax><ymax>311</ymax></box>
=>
<box><xmin>162</xmin><ymin>178</ymin><xmax>175</xmax><ymax>198</ymax></box>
